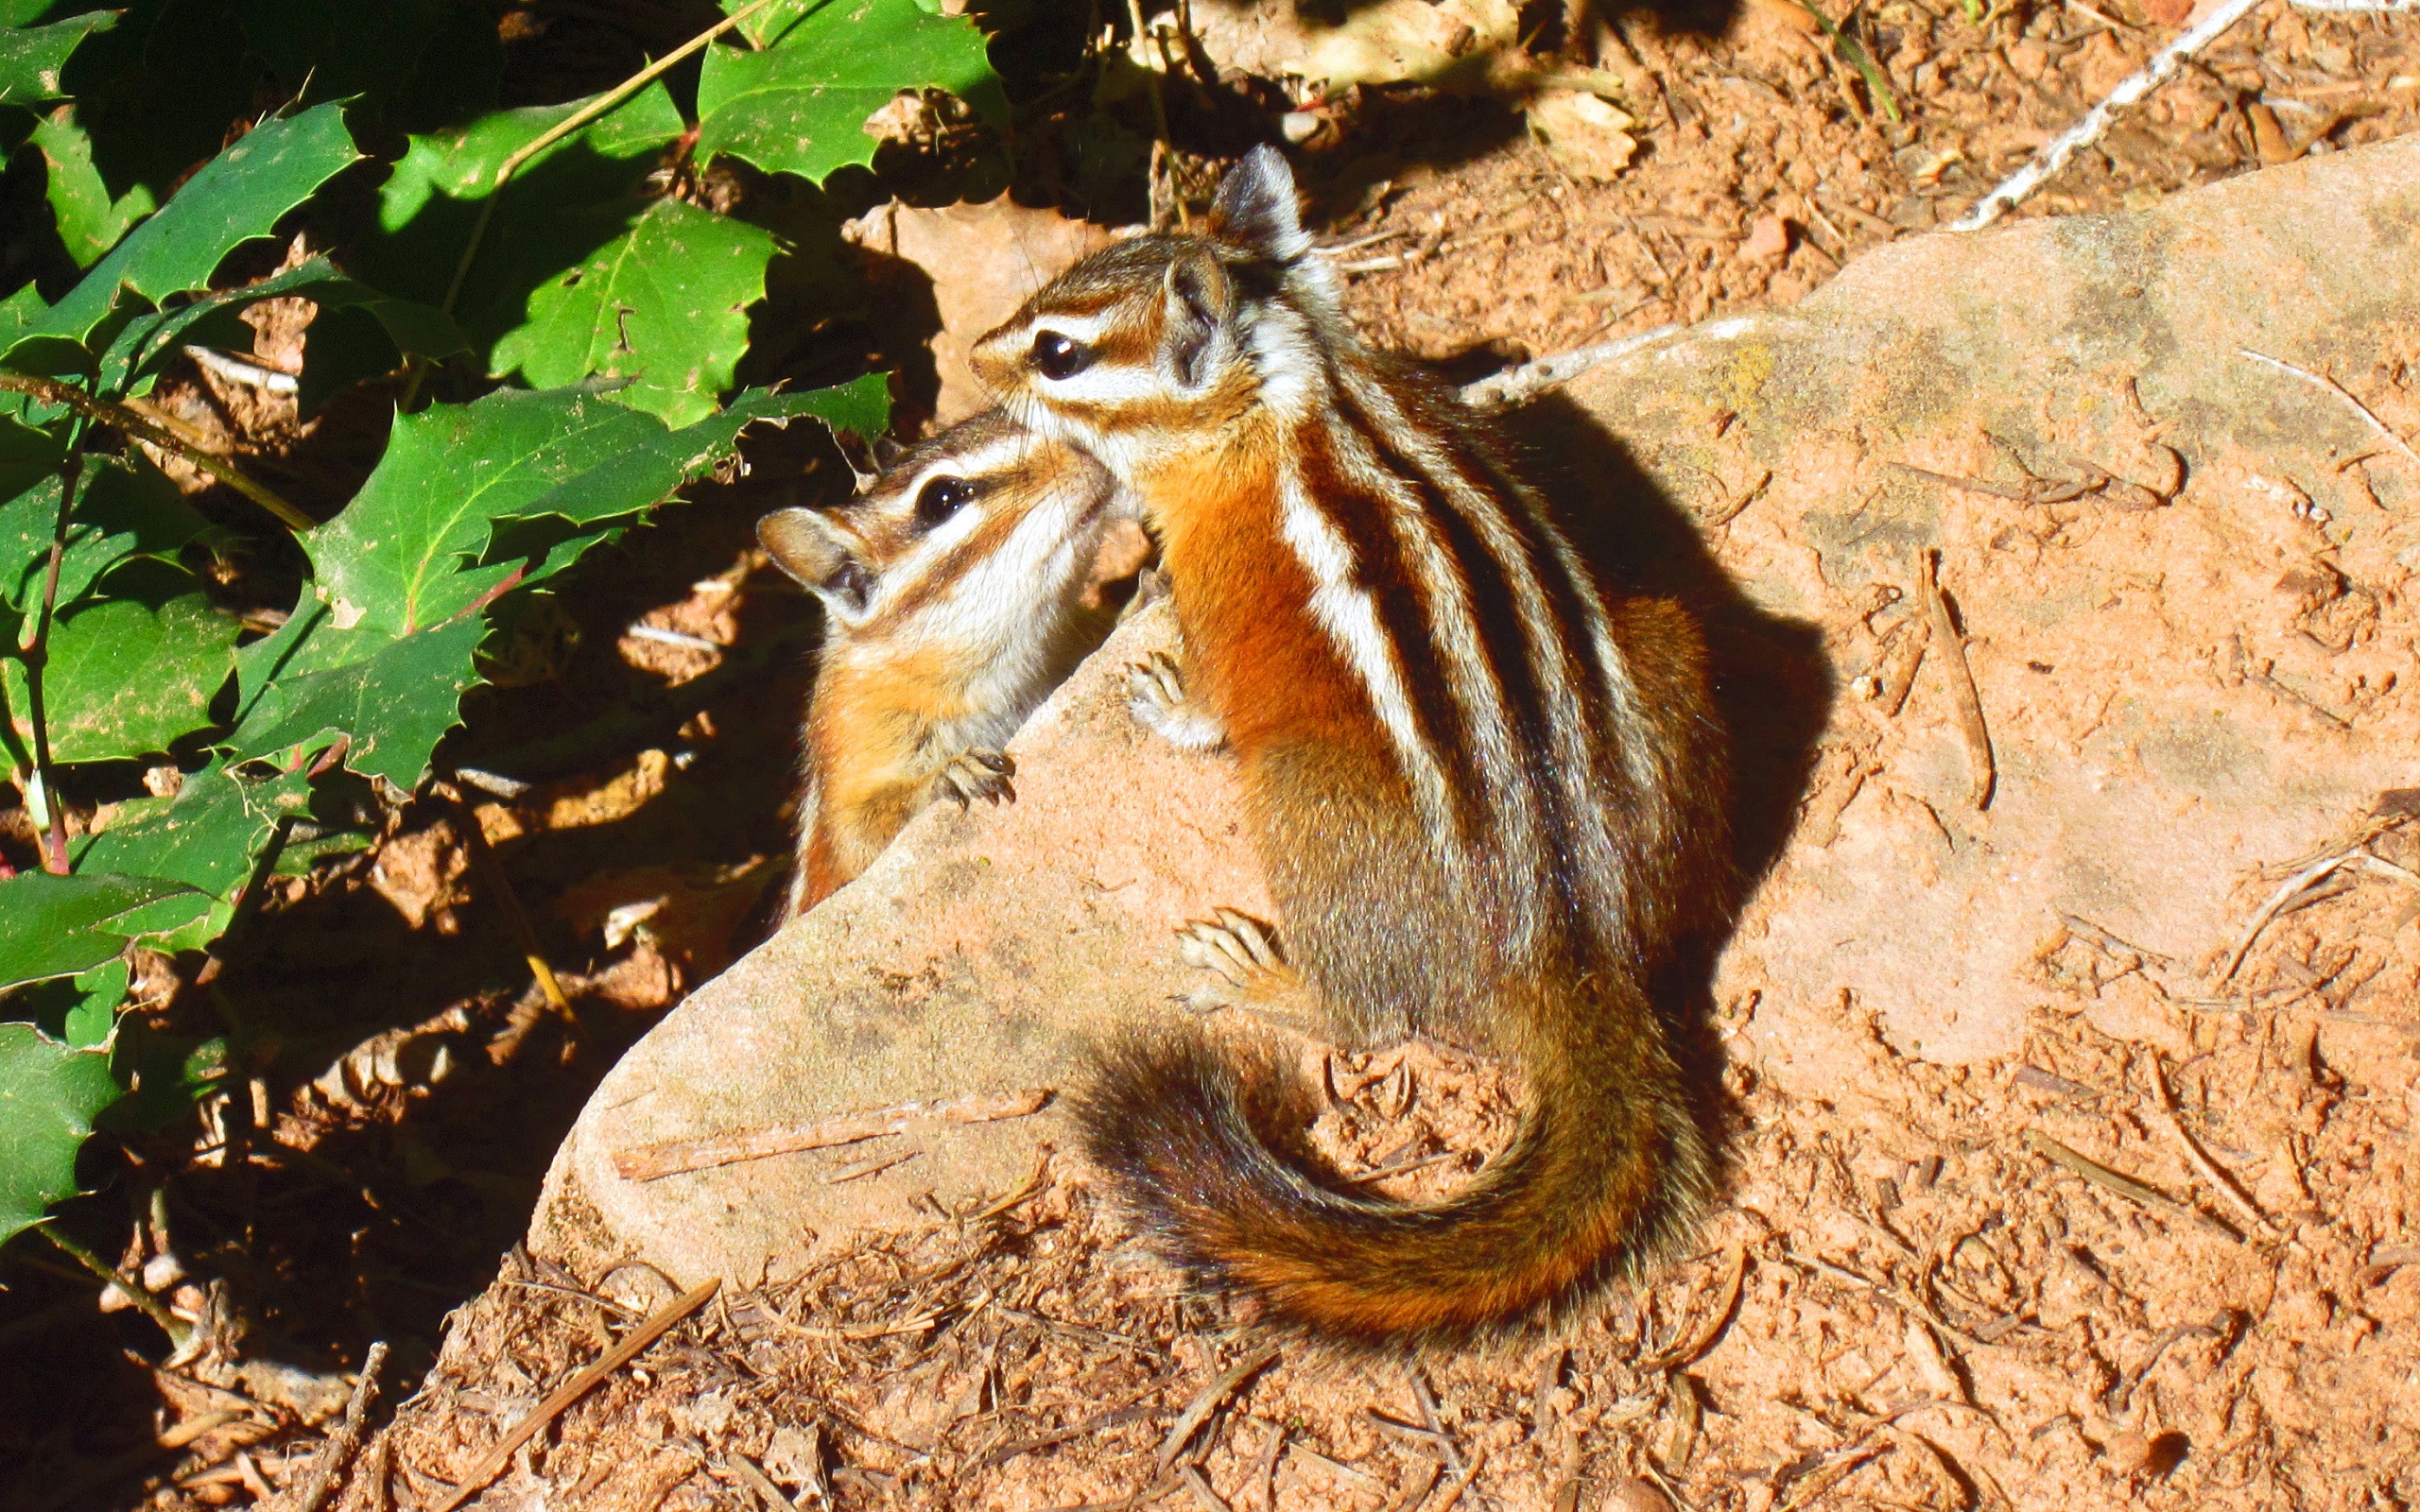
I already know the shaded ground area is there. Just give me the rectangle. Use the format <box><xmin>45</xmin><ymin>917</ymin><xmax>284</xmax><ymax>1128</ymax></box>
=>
<box><xmin>1</xmin><ymin>1</ymin><xmax>2414</xmax><ymax>1508</ymax></box>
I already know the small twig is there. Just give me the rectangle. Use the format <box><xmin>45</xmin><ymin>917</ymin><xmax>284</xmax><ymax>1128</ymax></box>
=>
<box><xmin>275</xmin><ymin>1340</ymin><xmax>388</xmax><ymax>1512</ymax></box>
<box><xmin>2143</xmin><ymin>1053</ymin><xmax>2279</xmax><ymax>1239</ymax></box>
<box><xmin>1919</xmin><ymin>550</ymin><xmax>1995</xmax><ymax>811</ymax></box>
<box><xmin>427</xmin><ymin>1278</ymin><xmax>718</xmax><ymax>1512</ymax></box>
<box><xmin>2237</xmin><ymin>349</ymin><xmax>2420</xmax><ymax>474</ymax></box>
<box><xmin>1774</xmin><ymin>1437</ymin><xmax>1888</xmax><ymax>1512</ymax></box>
<box><xmin>0</xmin><ymin>370</ymin><xmax>313</xmax><ymax>531</ymax></box>
<box><xmin>1180</xmin><ymin>1466</ymin><xmax>1233</xmax><ymax>1512</ymax></box>
<box><xmin>1156</xmin><ymin>1345</ymin><xmax>1279</xmax><ymax>1473</ymax></box>
<box><xmin>2025</xmin><ymin>1130</ymin><xmax>2239</xmax><ymax>1242</ymax></box>
<box><xmin>614</xmin><ymin>1088</ymin><xmax>1052</xmax><ymax>1181</ymax></box>
<box><xmin>1410</xmin><ymin>1366</ymin><xmax>1474</xmax><ymax>1492</ymax></box>
<box><xmin>1459</xmin><ymin>324</ymin><xmax>1683</xmax><ymax>413</ymax></box>
<box><xmin>1949</xmin><ymin>0</ymin><xmax>2265</xmax><ymax>230</ymax></box>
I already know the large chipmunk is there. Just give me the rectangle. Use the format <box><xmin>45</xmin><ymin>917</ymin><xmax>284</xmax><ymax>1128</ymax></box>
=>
<box><xmin>970</xmin><ymin>147</ymin><xmax>1731</xmax><ymax>1347</ymax></box>
<box><xmin>760</xmin><ymin>412</ymin><xmax>1120</xmax><ymax>918</ymax></box>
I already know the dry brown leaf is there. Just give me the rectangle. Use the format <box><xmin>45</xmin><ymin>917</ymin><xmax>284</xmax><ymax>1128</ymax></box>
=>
<box><xmin>846</xmin><ymin>195</ymin><xmax>1115</xmax><ymax>424</ymax></box>
<box><xmin>1529</xmin><ymin>91</ymin><xmax>1639</xmax><ymax>181</ymax></box>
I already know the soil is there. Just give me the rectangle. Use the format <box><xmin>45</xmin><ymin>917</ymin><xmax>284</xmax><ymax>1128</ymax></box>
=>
<box><xmin>3</xmin><ymin>1</ymin><xmax>2416</xmax><ymax>1510</ymax></box>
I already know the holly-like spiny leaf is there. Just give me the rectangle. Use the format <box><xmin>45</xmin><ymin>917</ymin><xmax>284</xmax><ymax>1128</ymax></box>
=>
<box><xmin>0</xmin><ymin>870</ymin><xmax>199</xmax><ymax>989</ymax></box>
<box><xmin>1</xmin><ymin>558</ymin><xmax>240</xmax><ymax>765</ymax></box>
<box><xmin>308</xmin><ymin>385</ymin><xmax>663</xmax><ymax>638</ymax></box>
<box><xmin>9</xmin><ymin>100</ymin><xmax>361</xmax><ymax>373</ymax></box>
<box><xmin>74</xmin><ymin>758</ymin><xmax>317</xmax><ymax>949</ymax></box>
<box><xmin>0</xmin><ymin>1022</ymin><xmax>119</xmax><ymax>1246</ymax></box>
<box><xmin>223</xmin><ymin>612</ymin><xmax>485</xmax><ymax>791</ymax></box>
<box><xmin>0</xmin><ymin>453</ymin><xmax>203</xmax><ymax>617</ymax></box>
<box><xmin>29</xmin><ymin>105</ymin><xmax>157</xmax><ymax>270</ymax></box>
<box><xmin>696</xmin><ymin>0</ymin><xmax>1003</xmax><ymax>187</ymax></box>
<box><xmin>479</xmin><ymin>375</ymin><xmax>892</xmax><ymax>578</ymax></box>
<box><xmin>353</xmin><ymin>82</ymin><xmax>685</xmax><ymax>362</ymax></box>
<box><xmin>490</xmin><ymin>196</ymin><xmax>776</xmax><ymax>427</ymax></box>
<box><xmin>0</xmin><ymin>10</ymin><xmax>114</xmax><ymax>110</ymax></box>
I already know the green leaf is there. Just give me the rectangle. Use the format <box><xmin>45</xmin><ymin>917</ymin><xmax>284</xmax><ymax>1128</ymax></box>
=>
<box><xmin>2</xmin><ymin>560</ymin><xmax>241</xmax><ymax>765</ymax></box>
<box><xmin>0</xmin><ymin>454</ymin><xmax>203</xmax><ymax>617</ymax></box>
<box><xmin>309</xmin><ymin>386</ymin><xmax>662</xmax><ymax>638</ymax></box>
<box><xmin>30</xmin><ymin>106</ymin><xmax>158</xmax><ymax>270</ymax></box>
<box><xmin>6</xmin><ymin>958</ymin><xmax>130</xmax><ymax>1047</ymax></box>
<box><xmin>75</xmin><ymin>759</ymin><xmax>315</xmax><ymax>947</ymax></box>
<box><xmin>51</xmin><ymin>0</ymin><xmax>270</xmax><ymax>226</ymax></box>
<box><xmin>353</xmin><ymin>82</ymin><xmax>685</xmax><ymax>361</ymax></box>
<box><xmin>491</xmin><ymin>197</ymin><xmax>776</xmax><ymax>426</ymax></box>
<box><xmin>0</xmin><ymin>11</ymin><xmax>113</xmax><ymax>109</ymax></box>
<box><xmin>12</xmin><ymin>101</ymin><xmax>362</xmax><ymax>370</ymax></box>
<box><xmin>481</xmin><ymin>376</ymin><xmax>892</xmax><ymax>578</ymax></box>
<box><xmin>0</xmin><ymin>1022</ymin><xmax>117</xmax><ymax>1246</ymax></box>
<box><xmin>696</xmin><ymin>0</ymin><xmax>1002</xmax><ymax>186</ymax></box>
<box><xmin>224</xmin><ymin>613</ymin><xmax>484</xmax><ymax>789</ymax></box>
<box><xmin>0</xmin><ymin>870</ymin><xmax>197</xmax><ymax>988</ymax></box>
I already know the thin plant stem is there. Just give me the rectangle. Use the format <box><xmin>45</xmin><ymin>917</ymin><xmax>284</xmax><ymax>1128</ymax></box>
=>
<box><xmin>23</xmin><ymin>421</ymin><xmax>90</xmax><ymax>874</ymax></box>
<box><xmin>38</xmin><ymin>1223</ymin><xmax>191</xmax><ymax>1348</ymax></box>
<box><xmin>435</xmin><ymin>0</ymin><xmax>783</xmax><ymax>323</ymax></box>
<box><xmin>0</xmin><ymin>371</ymin><xmax>311</xmax><ymax>532</ymax></box>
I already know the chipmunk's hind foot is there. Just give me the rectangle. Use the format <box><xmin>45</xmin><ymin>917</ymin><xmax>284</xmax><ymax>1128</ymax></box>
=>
<box><xmin>1129</xmin><ymin>651</ymin><xmax>1226</xmax><ymax>750</ymax></box>
<box><xmin>938</xmin><ymin>748</ymin><xmax>1017</xmax><ymax>809</ymax></box>
<box><xmin>1176</xmin><ymin>908</ymin><xmax>1321</xmax><ymax>1036</ymax></box>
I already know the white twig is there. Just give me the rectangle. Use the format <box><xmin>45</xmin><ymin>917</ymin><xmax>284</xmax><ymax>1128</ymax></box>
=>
<box><xmin>2238</xmin><ymin>349</ymin><xmax>2420</xmax><ymax>473</ymax></box>
<box><xmin>1949</xmin><ymin>0</ymin><xmax>2267</xmax><ymax>232</ymax></box>
<box><xmin>625</xmin><ymin>623</ymin><xmax>724</xmax><ymax>653</ymax></box>
<box><xmin>1460</xmin><ymin>324</ymin><xmax>1684</xmax><ymax>413</ymax></box>
<box><xmin>2290</xmin><ymin>0</ymin><xmax>2414</xmax><ymax>10</ymax></box>
<box><xmin>184</xmin><ymin>345</ymin><xmax>300</xmax><ymax>396</ymax></box>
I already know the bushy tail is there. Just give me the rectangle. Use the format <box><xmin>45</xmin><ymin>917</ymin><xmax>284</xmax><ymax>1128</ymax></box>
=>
<box><xmin>1074</xmin><ymin>977</ymin><xmax>1708</xmax><ymax>1349</ymax></box>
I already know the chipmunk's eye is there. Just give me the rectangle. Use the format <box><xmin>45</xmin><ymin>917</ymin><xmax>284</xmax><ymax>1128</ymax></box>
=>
<box><xmin>914</xmin><ymin>475</ymin><xmax>975</xmax><ymax>528</ymax></box>
<box><xmin>1030</xmin><ymin>331</ymin><xmax>1093</xmax><ymax>381</ymax></box>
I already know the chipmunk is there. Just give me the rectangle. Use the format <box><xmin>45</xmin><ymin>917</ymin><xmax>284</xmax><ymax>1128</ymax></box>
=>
<box><xmin>970</xmin><ymin>146</ymin><xmax>1731</xmax><ymax>1348</ymax></box>
<box><xmin>760</xmin><ymin>412</ymin><xmax>1120</xmax><ymax>918</ymax></box>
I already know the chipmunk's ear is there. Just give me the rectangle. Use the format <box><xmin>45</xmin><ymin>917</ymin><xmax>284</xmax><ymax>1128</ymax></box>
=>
<box><xmin>1161</xmin><ymin>249</ymin><xmax>1234</xmax><ymax>388</ymax></box>
<box><xmin>759</xmin><ymin>507</ymin><xmax>875</xmax><ymax>623</ymax></box>
<box><xmin>871</xmin><ymin>434</ymin><xmax>909</xmax><ymax>468</ymax></box>
<box><xmin>1208</xmin><ymin>145</ymin><xmax>1309</xmax><ymax>264</ymax></box>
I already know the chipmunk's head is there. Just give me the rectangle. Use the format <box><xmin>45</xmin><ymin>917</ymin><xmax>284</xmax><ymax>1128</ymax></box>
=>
<box><xmin>970</xmin><ymin>146</ymin><xmax>1336</xmax><ymax>450</ymax></box>
<box><xmin>759</xmin><ymin>413</ymin><xmax>1115</xmax><ymax>639</ymax></box>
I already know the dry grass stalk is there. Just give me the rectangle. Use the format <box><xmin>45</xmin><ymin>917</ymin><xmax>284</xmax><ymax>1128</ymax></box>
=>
<box><xmin>1156</xmin><ymin>1345</ymin><xmax>1281</xmax><ymax>1473</ymax></box>
<box><xmin>271</xmin><ymin>1339</ymin><xmax>387</xmax><ymax>1512</ymax></box>
<box><xmin>428</xmin><ymin>1278</ymin><xmax>719</xmax><ymax>1512</ymax></box>
<box><xmin>2024</xmin><ymin>1130</ymin><xmax>2238</xmax><ymax>1243</ymax></box>
<box><xmin>615</xmin><ymin>1088</ymin><xmax>1051</xmax><ymax>1180</ymax></box>
<box><xmin>2142</xmin><ymin>1052</ymin><xmax>2280</xmax><ymax>1240</ymax></box>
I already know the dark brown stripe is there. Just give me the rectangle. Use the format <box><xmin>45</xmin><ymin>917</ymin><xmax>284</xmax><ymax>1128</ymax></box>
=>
<box><xmin>1290</xmin><ymin>418</ymin><xmax>1486</xmax><ymax>837</ymax></box>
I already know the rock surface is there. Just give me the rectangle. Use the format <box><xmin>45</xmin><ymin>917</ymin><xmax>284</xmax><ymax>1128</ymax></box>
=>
<box><xmin>530</xmin><ymin>138</ymin><xmax>2420</xmax><ymax>1288</ymax></box>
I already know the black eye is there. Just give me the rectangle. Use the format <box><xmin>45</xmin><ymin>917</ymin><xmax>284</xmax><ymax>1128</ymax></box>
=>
<box><xmin>914</xmin><ymin>475</ymin><xmax>975</xmax><ymax>528</ymax></box>
<box><xmin>1030</xmin><ymin>331</ymin><xmax>1093</xmax><ymax>381</ymax></box>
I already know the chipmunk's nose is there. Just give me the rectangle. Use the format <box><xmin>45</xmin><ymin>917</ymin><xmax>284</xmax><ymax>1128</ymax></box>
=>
<box><xmin>967</xmin><ymin>319</ymin><xmax>1024</xmax><ymax>394</ymax></box>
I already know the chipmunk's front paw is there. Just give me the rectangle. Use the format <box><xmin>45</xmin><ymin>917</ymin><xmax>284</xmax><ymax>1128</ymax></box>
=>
<box><xmin>1175</xmin><ymin>908</ymin><xmax>1320</xmax><ymax>1036</ymax></box>
<box><xmin>1128</xmin><ymin>651</ymin><xmax>1225</xmax><ymax>751</ymax></box>
<box><xmin>937</xmin><ymin>748</ymin><xmax>1016</xmax><ymax>809</ymax></box>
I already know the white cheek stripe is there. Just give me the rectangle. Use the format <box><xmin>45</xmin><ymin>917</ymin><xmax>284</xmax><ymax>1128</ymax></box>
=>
<box><xmin>1276</xmin><ymin>467</ymin><xmax>1461</xmax><ymax>852</ymax></box>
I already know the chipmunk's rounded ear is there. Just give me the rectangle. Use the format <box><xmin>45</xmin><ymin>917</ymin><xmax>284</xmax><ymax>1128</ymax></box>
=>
<box><xmin>1208</xmin><ymin>145</ymin><xmax>1309</xmax><ymax>264</ymax></box>
<box><xmin>759</xmin><ymin>507</ymin><xmax>875</xmax><ymax>622</ymax></box>
<box><xmin>1161</xmin><ymin>250</ymin><xmax>1233</xmax><ymax>388</ymax></box>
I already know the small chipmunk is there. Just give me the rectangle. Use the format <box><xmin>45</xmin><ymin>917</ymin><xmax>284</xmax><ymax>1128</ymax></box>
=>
<box><xmin>971</xmin><ymin>147</ymin><xmax>1732</xmax><ymax>1348</ymax></box>
<box><xmin>759</xmin><ymin>412</ymin><xmax>1120</xmax><ymax>918</ymax></box>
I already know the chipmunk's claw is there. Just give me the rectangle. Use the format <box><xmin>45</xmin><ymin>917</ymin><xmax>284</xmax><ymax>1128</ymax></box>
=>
<box><xmin>939</xmin><ymin>748</ymin><xmax>1016</xmax><ymax>809</ymax></box>
<box><xmin>1128</xmin><ymin>651</ymin><xmax>1226</xmax><ymax>750</ymax></box>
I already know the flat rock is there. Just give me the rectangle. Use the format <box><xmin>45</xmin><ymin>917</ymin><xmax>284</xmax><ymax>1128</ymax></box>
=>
<box><xmin>530</xmin><ymin>138</ymin><xmax>2420</xmax><ymax>1287</ymax></box>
